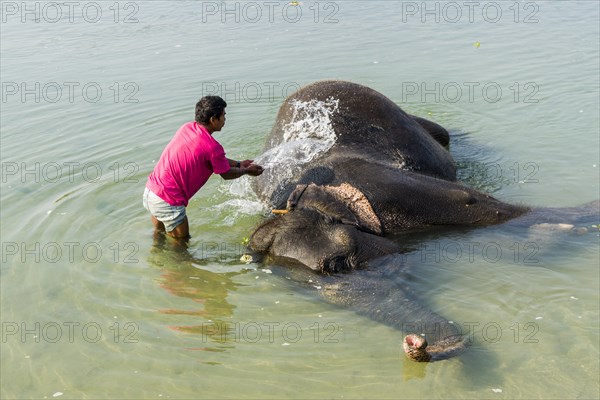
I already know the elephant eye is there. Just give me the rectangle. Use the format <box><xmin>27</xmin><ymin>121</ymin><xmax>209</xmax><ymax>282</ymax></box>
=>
<box><xmin>319</xmin><ymin>254</ymin><xmax>353</xmax><ymax>274</ymax></box>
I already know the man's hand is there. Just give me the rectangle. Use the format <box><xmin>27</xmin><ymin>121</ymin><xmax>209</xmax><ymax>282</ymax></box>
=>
<box><xmin>244</xmin><ymin>164</ymin><xmax>264</xmax><ymax>176</ymax></box>
<box><xmin>240</xmin><ymin>159</ymin><xmax>254</xmax><ymax>168</ymax></box>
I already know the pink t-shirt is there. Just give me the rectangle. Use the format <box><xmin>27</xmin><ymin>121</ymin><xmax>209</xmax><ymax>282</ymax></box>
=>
<box><xmin>146</xmin><ymin>122</ymin><xmax>230</xmax><ymax>206</ymax></box>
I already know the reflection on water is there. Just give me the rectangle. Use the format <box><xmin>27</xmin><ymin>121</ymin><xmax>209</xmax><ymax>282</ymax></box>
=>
<box><xmin>147</xmin><ymin>232</ymin><xmax>248</xmax><ymax>348</ymax></box>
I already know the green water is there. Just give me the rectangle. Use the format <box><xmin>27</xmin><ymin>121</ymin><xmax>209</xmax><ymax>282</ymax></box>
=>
<box><xmin>1</xmin><ymin>1</ymin><xmax>599</xmax><ymax>398</ymax></box>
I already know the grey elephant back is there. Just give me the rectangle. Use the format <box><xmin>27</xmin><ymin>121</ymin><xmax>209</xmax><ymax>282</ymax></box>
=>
<box><xmin>254</xmin><ymin>80</ymin><xmax>456</xmax><ymax>207</ymax></box>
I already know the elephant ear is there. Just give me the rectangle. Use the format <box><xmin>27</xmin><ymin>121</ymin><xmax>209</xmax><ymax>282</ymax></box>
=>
<box><xmin>248</xmin><ymin>219</ymin><xmax>277</xmax><ymax>253</ymax></box>
<box><xmin>287</xmin><ymin>183</ymin><xmax>361</xmax><ymax>228</ymax></box>
<box><xmin>265</xmin><ymin>166</ymin><xmax>336</xmax><ymax>209</ymax></box>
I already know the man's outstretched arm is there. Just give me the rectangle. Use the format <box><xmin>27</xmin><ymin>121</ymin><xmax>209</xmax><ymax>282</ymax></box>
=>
<box><xmin>220</xmin><ymin>160</ymin><xmax>264</xmax><ymax>180</ymax></box>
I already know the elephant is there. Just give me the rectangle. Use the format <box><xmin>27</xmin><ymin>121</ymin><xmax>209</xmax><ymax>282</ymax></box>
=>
<box><xmin>248</xmin><ymin>80</ymin><xmax>599</xmax><ymax>362</ymax></box>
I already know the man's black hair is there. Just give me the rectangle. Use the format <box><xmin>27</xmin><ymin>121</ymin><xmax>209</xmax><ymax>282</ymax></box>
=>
<box><xmin>195</xmin><ymin>96</ymin><xmax>227</xmax><ymax>125</ymax></box>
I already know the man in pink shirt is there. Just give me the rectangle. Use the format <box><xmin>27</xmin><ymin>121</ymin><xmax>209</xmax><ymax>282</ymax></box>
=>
<box><xmin>143</xmin><ymin>96</ymin><xmax>264</xmax><ymax>240</ymax></box>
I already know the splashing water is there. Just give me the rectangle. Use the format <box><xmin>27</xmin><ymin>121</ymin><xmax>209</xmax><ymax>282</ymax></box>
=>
<box><xmin>257</xmin><ymin>97</ymin><xmax>339</xmax><ymax>166</ymax></box>
<box><xmin>282</xmin><ymin>97</ymin><xmax>340</xmax><ymax>144</ymax></box>
<box><xmin>211</xmin><ymin>95</ymin><xmax>340</xmax><ymax>220</ymax></box>
<box><xmin>254</xmin><ymin>97</ymin><xmax>340</xmax><ymax>203</ymax></box>
<box><xmin>205</xmin><ymin>198</ymin><xmax>266</xmax><ymax>226</ymax></box>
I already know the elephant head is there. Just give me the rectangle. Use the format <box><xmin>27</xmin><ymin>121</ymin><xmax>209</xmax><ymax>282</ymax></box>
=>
<box><xmin>249</xmin><ymin>188</ymin><xmax>399</xmax><ymax>273</ymax></box>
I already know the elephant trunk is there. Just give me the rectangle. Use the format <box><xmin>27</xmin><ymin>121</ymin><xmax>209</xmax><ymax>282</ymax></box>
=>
<box><xmin>403</xmin><ymin>333</ymin><xmax>469</xmax><ymax>362</ymax></box>
<box><xmin>318</xmin><ymin>258</ymin><xmax>469</xmax><ymax>362</ymax></box>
